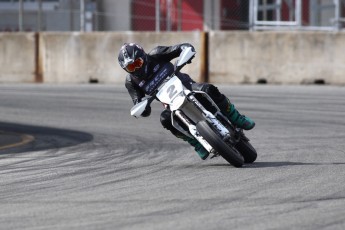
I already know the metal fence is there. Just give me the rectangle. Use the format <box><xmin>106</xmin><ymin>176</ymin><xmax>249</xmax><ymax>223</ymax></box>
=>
<box><xmin>251</xmin><ymin>0</ymin><xmax>345</xmax><ymax>31</ymax></box>
<box><xmin>0</xmin><ymin>0</ymin><xmax>344</xmax><ymax>32</ymax></box>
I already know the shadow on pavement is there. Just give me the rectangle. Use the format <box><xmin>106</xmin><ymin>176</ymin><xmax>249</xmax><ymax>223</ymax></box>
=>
<box><xmin>248</xmin><ymin>161</ymin><xmax>345</xmax><ymax>168</ymax></box>
<box><xmin>0</xmin><ymin>122</ymin><xmax>93</xmax><ymax>154</ymax></box>
<box><xmin>181</xmin><ymin>161</ymin><xmax>345</xmax><ymax>169</ymax></box>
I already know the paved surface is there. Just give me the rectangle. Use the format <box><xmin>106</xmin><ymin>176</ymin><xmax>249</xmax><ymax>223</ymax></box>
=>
<box><xmin>0</xmin><ymin>84</ymin><xmax>344</xmax><ymax>230</ymax></box>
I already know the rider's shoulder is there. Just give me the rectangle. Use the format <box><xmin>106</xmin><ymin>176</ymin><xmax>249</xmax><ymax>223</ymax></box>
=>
<box><xmin>148</xmin><ymin>45</ymin><xmax>166</xmax><ymax>56</ymax></box>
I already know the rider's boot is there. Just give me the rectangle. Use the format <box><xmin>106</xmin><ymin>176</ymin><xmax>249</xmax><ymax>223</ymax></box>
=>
<box><xmin>177</xmin><ymin>134</ymin><xmax>209</xmax><ymax>160</ymax></box>
<box><xmin>217</xmin><ymin>97</ymin><xmax>255</xmax><ymax>130</ymax></box>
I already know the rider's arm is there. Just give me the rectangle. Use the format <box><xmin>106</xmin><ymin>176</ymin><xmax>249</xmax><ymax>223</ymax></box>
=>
<box><xmin>125</xmin><ymin>75</ymin><xmax>151</xmax><ymax>117</ymax></box>
<box><xmin>148</xmin><ymin>43</ymin><xmax>195</xmax><ymax>62</ymax></box>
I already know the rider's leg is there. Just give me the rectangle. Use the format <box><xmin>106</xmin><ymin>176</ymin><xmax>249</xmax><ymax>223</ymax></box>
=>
<box><xmin>160</xmin><ymin>110</ymin><xmax>209</xmax><ymax>160</ymax></box>
<box><xmin>192</xmin><ymin>83</ymin><xmax>255</xmax><ymax>130</ymax></box>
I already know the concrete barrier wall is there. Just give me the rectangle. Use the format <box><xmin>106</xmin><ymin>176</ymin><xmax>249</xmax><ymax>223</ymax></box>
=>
<box><xmin>39</xmin><ymin>32</ymin><xmax>204</xmax><ymax>84</ymax></box>
<box><xmin>1</xmin><ymin>31</ymin><xmax>345</xmax><ymax>85</ymax></box>
<box><xmin>0</xmin><ymin>33</ymin><xmax>36</xmax><ymax>83</ymax></box>
<box><xmin>209</xmin><ymin>31</ymin><xmax>345</xmax><ymax>85</ymax></box>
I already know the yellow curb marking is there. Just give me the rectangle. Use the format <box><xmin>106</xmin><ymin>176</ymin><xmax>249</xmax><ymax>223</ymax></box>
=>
<box><xmin>0</xmin><ymin>131</ymin><xmax>35</xmax><ymax>151</ymax></box>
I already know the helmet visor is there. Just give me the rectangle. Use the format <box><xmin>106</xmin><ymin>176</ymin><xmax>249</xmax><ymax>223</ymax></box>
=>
<box><xmin>125</xmin><ymin>58</ymin><xmax>144</xmax><ymax>73</ymax></box>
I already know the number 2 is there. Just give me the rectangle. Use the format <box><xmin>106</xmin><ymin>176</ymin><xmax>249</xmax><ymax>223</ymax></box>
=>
<box><xmin>167</xmin><ymin>85</ymin><xmax>177</xmax><ymax>99</ymax></box>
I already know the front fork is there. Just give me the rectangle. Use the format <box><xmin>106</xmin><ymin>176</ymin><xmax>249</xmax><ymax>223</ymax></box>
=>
<box><xmin>174</xmin><ymin>110</ymin><xmax>214</xmax><ymax>153</ymax></box>
<box><xmin>173</xmin><ymin>94</ymin><xmax>233</xmax><ymax>153</ymax></box>
<box><xmin>187</xmin><ymin>94</ymin><xmax>231</xmax><ymax>141</ymax></box>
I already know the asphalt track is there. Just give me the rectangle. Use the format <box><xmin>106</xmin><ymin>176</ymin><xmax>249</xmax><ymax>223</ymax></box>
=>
<box><xmin>0</xmin><ymin>84</ymin><xmax>344</xmax><ymax>230</ymax></box>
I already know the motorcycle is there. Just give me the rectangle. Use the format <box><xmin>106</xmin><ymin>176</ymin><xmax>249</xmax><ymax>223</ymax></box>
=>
<box><xmin>130</xmin><ymin>47</ymin><xmax>257</xmax><ymax>167</ymax></box>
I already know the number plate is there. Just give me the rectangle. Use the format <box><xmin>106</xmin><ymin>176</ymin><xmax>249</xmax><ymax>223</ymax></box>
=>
<box><xmin>156</xmin><ymin>75</ymin><xmax>184</xmax><ymax>105</ymax></box>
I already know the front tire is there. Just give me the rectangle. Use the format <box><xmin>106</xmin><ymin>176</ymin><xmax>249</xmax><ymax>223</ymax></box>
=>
<box><xmin>196</xmin><ymin>120</ymin><xmax>244</xmax><ymax>167</ymax></box>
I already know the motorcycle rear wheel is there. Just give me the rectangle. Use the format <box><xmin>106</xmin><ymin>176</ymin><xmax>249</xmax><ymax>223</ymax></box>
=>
<box><xmin>196</xmin><ymin>120</ymin><xmax>244</xmax><ymax>167</ymax></box>
<box><xmin>235</xmin><ymin>139</ymin><xmax>257</xmax><ymax>163</ymax></box>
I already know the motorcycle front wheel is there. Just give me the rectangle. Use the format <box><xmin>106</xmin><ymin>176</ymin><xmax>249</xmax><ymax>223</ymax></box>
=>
<box><xmin>196</xmin><ymin>120</ymin><xmax>244</xmax><ymax>167</ymax></box>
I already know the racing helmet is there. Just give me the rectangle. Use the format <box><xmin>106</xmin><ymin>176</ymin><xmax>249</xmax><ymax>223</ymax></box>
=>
<box><xmin>118</xmin><ymin>43</ymin><xmax>147</xmax><ymax>76</ymax></box>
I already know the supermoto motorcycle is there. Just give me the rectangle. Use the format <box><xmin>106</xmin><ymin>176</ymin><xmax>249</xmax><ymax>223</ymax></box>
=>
<box><xmin>130</xmin><ymin>47</ymin><xmax>257</xmax><ymax>167</ymax></box>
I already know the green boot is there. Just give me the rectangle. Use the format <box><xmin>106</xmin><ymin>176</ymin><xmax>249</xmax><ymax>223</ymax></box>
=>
<box><xmin>217</xmin><ymin>97</ymin><xmax>255</xmax><ymax>130</ymax></box>
<box><xmin>178</xmin><ymin>135</ymin><xmax>209</xmax><ymax>160</ymax></box>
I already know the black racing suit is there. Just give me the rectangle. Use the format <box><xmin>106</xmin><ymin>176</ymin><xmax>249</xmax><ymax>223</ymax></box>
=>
<box><xmin>125</xmin><ymin>43</ymin><xmax>226</xmax><ymax>137</ymax></box>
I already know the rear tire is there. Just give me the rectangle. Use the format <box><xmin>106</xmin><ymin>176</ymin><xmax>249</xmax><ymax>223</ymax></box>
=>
<box><xmin>196</xmin><ymin>120</ymin><xmax>244</xmax><ymax>167</ymax></box>
<box><xmin>235</xmin><ymin>139</ymin><xmax>257</xmax><ymax>163</ymax></box>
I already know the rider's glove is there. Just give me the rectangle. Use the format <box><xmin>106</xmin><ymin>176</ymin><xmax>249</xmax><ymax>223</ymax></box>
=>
<box><xmin>181</xmin><ymin>44</ymin><xmax>195</xmax><ymax>52</ymax></box>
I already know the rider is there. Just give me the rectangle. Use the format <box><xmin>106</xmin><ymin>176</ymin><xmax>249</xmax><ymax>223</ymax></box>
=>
<box><xmin>118</xmin><ymin>43</ymin><xmax>255</xmax><ymax>160</ymax></box>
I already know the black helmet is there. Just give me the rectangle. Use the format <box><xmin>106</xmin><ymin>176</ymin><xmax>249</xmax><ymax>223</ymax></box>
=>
<box><xmin>118</xmin><ymin>43</ymin><xmax>146</xmax><ymax>76</ymax></box>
